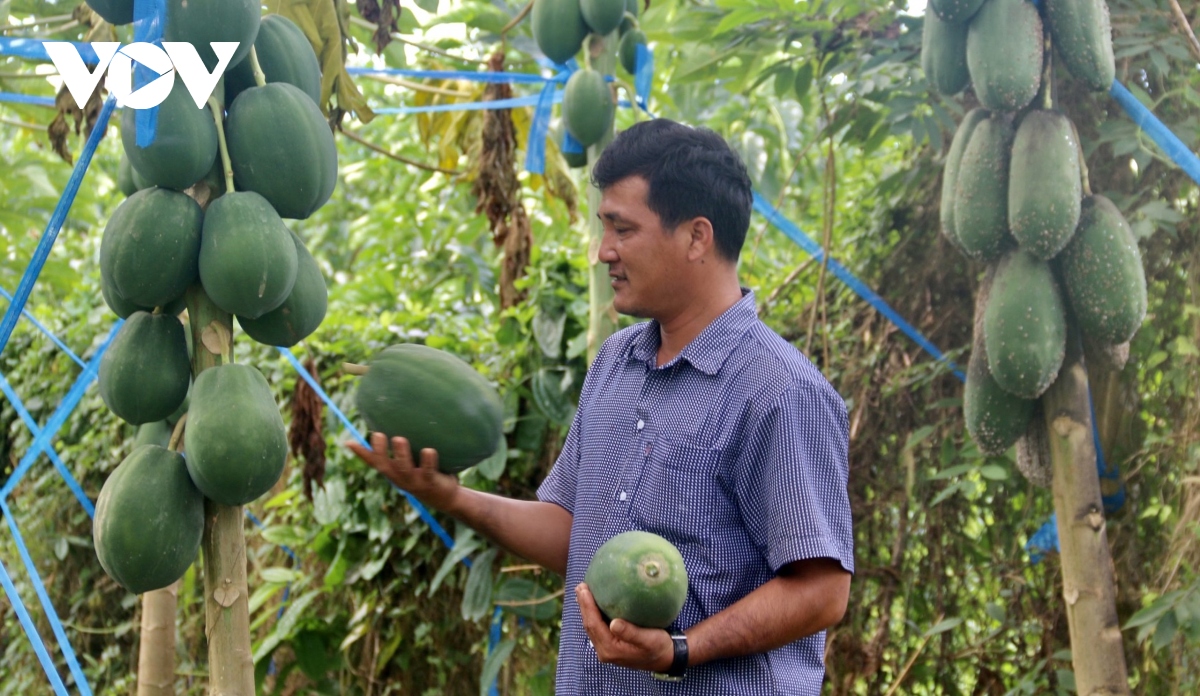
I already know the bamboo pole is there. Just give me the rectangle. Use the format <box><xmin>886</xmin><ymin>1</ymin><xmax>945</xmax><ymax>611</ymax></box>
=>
<box><xmin>1044</xmin><ymin>330</ymin><xmax>1130</xmax><ymax>695</ymax></box>
<box><xmin>136</xmin><ymin>580</ymin><xmax>179</xmax><ymax>696</ymax></box>
<box><xmin>186</xmin><ymin>285</ymin><xmax>255</xmax><ymax>695</ymax></box>
<box><xmin>585</xmin><ymin>32</ymin><xmax>619</xmax><ymax>364</ymax></box>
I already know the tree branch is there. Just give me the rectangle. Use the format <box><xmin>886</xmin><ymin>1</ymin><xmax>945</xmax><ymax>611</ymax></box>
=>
<box><xmin>337</xmin><ymin>128</ymin><xmax>462</xmax><ymax>175</ymax></box>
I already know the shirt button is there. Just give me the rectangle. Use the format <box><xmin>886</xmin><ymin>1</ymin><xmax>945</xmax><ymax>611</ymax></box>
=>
<box><xmin>636</xmin><ymin>419</ymin><xmax>645</xmax><ymax>431</ymax></box>
<box><xmin>619</xmin><ymin>491</ymin><xmax>628</xmax><ymax>501</ymax></box>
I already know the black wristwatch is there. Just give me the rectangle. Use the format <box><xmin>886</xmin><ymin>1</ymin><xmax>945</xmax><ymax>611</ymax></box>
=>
<box><xmin>652</xmin><ymin>630</ymin><xmax>688</xmax><ymax>682</ymax></box>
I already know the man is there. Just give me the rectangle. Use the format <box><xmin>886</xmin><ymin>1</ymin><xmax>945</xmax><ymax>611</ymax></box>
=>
<box><xmin>348</xmin><ymin>118</ymin><xmax>853</xmax><ymax>694</ymax></box>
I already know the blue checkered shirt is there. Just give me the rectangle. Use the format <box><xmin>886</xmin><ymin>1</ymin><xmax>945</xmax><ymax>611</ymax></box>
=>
<box><xmin>537</xmin><ymin>290</ymin><xmax>854</xmax><ymax>695</ymax></box>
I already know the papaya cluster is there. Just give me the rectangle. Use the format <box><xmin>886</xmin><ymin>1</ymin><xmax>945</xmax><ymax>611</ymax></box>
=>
<box><xmin>533</xmin><ymin>0</ymin><xmax>646</xmax><ymax>164</ymax></box>
<box><xmin>921</xmin><ymin>0</ymin><xmax>1147</xmax><ymax>457</ymax></box>
<box><xmin>93</xmin><ymin>0</ymin><xmax>337</xmax><ymax>595</ymax></box>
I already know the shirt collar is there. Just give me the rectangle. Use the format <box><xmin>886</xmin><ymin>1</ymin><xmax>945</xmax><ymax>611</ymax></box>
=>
<box><xmin>628</xmin><ymin>288</ymin><xmax>757</xmax><ymax>376</ymax></box>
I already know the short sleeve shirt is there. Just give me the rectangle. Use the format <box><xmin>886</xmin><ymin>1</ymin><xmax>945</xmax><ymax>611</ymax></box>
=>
<box><xmin>537</xmin><ymin>289</ymin><xmax>854</xmax><ymax>695</ymax></box>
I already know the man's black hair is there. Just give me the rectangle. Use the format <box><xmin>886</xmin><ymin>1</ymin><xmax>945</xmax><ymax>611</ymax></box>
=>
<box><xmin>591</xmin><ymin>119</ymin><xmax>753</xmax><ymax>262</ymax></box>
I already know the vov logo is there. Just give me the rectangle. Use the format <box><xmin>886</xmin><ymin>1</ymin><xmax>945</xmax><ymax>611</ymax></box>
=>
<box><xmin>43</xmin><ymin>42</ymin><xmax>240</xmax><ymax>110</ymax></box>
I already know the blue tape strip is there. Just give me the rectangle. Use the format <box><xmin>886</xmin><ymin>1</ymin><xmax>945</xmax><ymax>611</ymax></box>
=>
<box><xmin>1026</xmin><ymin>513</ymin><xmax>1059</xmax><ymax>564</ymax></box>
<box><xmin>0</xmin><ymin>372</ymin><xmax>94</xmax><ymax>517</ymax></box>
<box><xmin>525</xmin><ymin>65</ymin><xmax>573</xmax><ymax>175</ymax></box>
<box><xmin>374</xmin><ymin>92</ymin><xmax>553</xmax><ymax>116</ymax></box>
<box><xmin>1110</xmin><ymin>80</ymin><xmax>1200</xmax><ymax>188</ymax></box>
<box><xmin>0</xmin><ymin>95</ymin><xmax>116</xmax><ymax>362</ymax></box>
<box><xmin>0</xmin><ymin>321</ymin><xmax>121</xmax><ymax>500</ymax></box>
<box><xmin>562</xmin><ymin>130</ymin><xmax>584</xmax><ymax>155</ymax></box>
<box><xmin>347</xmin><ymin>67</ymin><xmax>555</xmax><ymax>85</ymax></box>
<box><xmin>751</xmin><ymin>192</ymin><xmax>967</xmax><ymax>381</ymax></box>
<box><xmin>0</xmin><ymin>38</ymin><xmax>99</xmax><ymax>63</ymax></box>
<box><xmin>275</xmin><ymin>347</ymin><xmax>459</xmax><ymax>552</ymax></box>
<box><xmin>634</xmin><ymin>44</ymin><xmax>653</xmax><ymax>110</ymax></box>
<box><xmin>0</xmin><ymin>555</ymin><xmax>69</xmax><ymax>695</ymax></box>
<box><xmin>0</xmin><ymin>92</ymin><xmax>56</xmax><ymax>108</ymax></box>
<box><xmin>0</xmin><ymin>499</ymin><xmax>92</xmax><ymax>695</ymax></box>
<box><xmin>131</xmin><ymin>0</ymin><xmax>164</xmax><ymax>148</ymax></box>
<box><xmin>0</xmin><ymin>287</ymin><xmax>85</xmax><ymax>369</ymax></box>
<box><xmin>487</xmin><ymin>604</ymin><xmax>504</xmax><ymax>696</ymax></box>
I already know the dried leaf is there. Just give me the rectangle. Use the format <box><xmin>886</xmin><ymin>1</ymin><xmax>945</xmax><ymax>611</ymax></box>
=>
<box><xmin>290</xmin><ymin>357</ymin><xmax>327</xmax><ymax>500</ymax></box>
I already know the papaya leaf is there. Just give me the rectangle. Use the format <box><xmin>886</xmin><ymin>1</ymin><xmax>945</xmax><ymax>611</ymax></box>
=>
<box><xmin>479</xmin><ymin>638</ymin><xmax>516</xmax><ymax>696</ymax></box>
<box><xmin>532</xmin><ymin>310</ymin><xmax>565</xmax><ymax>358</ymax></box>
<box><xmin>462</xmin><ymin>547</ymin><xmax>498</xmax><ymax>621</ymax></box>
<box><xmin>496</xmin><ymin>577</ymin><xmax>560</xmax><ymax>621</ymax></box>
<box><xmin>476</xmin><ymin>436</ymin><xmax>508</xmax><ymax>481</ymax></box>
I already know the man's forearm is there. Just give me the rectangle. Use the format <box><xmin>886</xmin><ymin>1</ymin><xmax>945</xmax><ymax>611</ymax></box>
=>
<box><xmin>685</xmin><ymin>559</ymin><xmax>851</xmax><ymax>667</ymax></box>
<box><xmin>445</xmin><ymin>488</ymin><xmax>572</xmax><ymax>576</ymax></box>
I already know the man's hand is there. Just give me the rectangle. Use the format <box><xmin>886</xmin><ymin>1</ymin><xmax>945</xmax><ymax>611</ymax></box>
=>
<box><xmin>576</xmin><ymin>583</ymin><xmax>674</xmax><ymax>673</ymax></box>
<box><xmin>345</xmin><ymin>433</ymin><xmax>459</xmax><ymax>511</ymax></box>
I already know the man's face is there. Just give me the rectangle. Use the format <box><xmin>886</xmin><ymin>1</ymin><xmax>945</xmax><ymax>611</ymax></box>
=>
<box><xmin>596</xmin><ymin>176</ymin><xmax>694</xmax><ymax>319</ymax></box>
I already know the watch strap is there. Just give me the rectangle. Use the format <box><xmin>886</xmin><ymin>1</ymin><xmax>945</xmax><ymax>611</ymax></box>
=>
<box><xmin>652</xmin><ymin>631</ymin><xmax>687</xmax><ymax>681</ymax></box>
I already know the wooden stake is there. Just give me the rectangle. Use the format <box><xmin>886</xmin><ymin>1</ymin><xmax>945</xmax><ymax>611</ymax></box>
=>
<box><xmin>136</xmin><ymin>580</ymin><xmax>179</xmax><ymax>696</ymax></box>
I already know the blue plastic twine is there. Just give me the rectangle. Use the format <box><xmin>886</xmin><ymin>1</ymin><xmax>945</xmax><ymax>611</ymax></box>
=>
<box><xmin>1110</xmin><ymin>80</ymin><xmax>1200</xmax><ymax>189</ymax></box>
<box><xmin>0</xmin><ymin>555</ymin><xmax>69</xmax><ymax>695</ymax></box>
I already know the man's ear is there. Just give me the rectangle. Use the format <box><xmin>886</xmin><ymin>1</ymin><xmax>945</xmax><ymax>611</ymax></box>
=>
<box><xmin>687</xmin><ymin>217</ymin><xmax>716</xmax><ymax>262</ymax></box>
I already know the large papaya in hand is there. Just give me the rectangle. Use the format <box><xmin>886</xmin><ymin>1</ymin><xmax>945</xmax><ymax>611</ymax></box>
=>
<box><xmin>1008</xmin><ymin>111</ymin><xmax>1082</xmax><ymax>259</ymax></box>
<box><xmin>921</xmin><ymin>11</ymin><xmax>970</xmax><ymax>96</ymax></box>
<box><xmin>563</xmin><ymin>69</ymin><xmax>615</xmax><ymax>148</ymax></box>
<box><xmin>966</xmin><ymin>0</ymin><xmax>1042</xmax><ymax>112</ymax></box>
<box><xmin>99</xmin><ymin>312</ymin><xmax>191</xmax><ymax>425</ymax></box>
<box><xmin>163</xmin><ymin>0</ymin><xmax>260</xmax><ymax>69</ymax></box>
<box><xmin>238</xmin><ymin>231</ymin><xmax>328</xmax><ymax>347</ymax></box>
<box><xmin>100</xmin><ymin>187</ymin><xmax>202</xmax><ymax>309</ymax></box>
<box><xmin>120</xmin><ymin>80</ymin><xmax>218</xmax><ymax>191</ymax></box>
<box><xmin>584</xmin><ymin>531</ymin><xmax>688</xmax><ymax>629</ymax></box>
<box><xmin>199</xmin><ymin>191</ymin><xmax>299</xmax><ymax>319</ymax></box>
<box><xmin>984</xmin><ymin>250</ymin><xmax>1067</xmax><ymax>399</ymax></box>
<box><xmin>940</xmin><ymin>108</ymin><xmax>988</xmax><ymax>252</ymax></box>
<box><xmin>532</xmin><ymin>0</ymin><xmax>589</xmax><ymax>65</ymax></box>
<box><xmin>1045</xmin><ymin>0</ymin><xmax>1115</xmax><ymax>92</ymax></box>
<box><xmin>953</xmin><ymin>112</ymin><xmax>1014</xmax><ymax>262</ymax></box>
<box><xmin>226</xmin><ymin>82</ymin><xmax>338</xmax><ymax>219</ymax></box>
<box><xmin>1059</xmin><ymin>195</ymin><xmax>1147</xmax><ymax>345</ymax></box>
<box><xmin>184</xmin><ymin>364</ymin><xmax>288</xmax><ymax>506</ymax></box>
<box><xmin>224</xmin><ymin>14</ymin><xmax>322</xmax><ymax>107</ymax></box>
<box><xmin>355</xmin><ymin>344</ymin><xmax>504</xmax><ymax>474</ymax></box>
<box><xmin>94</xmin><ymin>445</ymin><xmax>204</xmax><ymax>594</ymax></box>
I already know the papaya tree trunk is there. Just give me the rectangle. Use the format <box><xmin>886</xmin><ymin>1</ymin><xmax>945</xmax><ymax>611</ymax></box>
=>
<box><xmin>136</xmin><ymin>580</ymin><xmax>178</xmax><ymax>696</ymax></box>
<box><xmin>186</xmin><ymin>285</ymin><xmax>255</xmax><ymax>695</ymax></box>
<box><xmin>585</xmin><ymin>32</ymin><xmax>619</xmax><ymax>364</ymax></box>
<box><xmin>1044</xmin><ymin>332</ymin><xmax>1130</xmax><ymax>695</ymax></box>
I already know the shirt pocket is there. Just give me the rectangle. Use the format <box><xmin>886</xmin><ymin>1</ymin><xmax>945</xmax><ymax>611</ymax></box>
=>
<box><xmin>630</xmin><ymin>438</ymin><xmax>726</xmax><ymax>547</ymax></box>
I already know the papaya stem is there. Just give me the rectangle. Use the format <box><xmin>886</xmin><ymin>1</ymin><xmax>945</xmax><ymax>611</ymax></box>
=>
<box><xmin>167</xmin><ymin>414</ymin><xmax>187</xmax><ymax>452</ymax></box>
<box><xmin>1068</xmin><ymin>118</ymin><xmax>1093</xmax><ymax>196</ymax></box>
<box><xmin>248</xmin><ymin>46</ymin><xmax>267</xmax><ymax>88</ymax></box>
<box><xmin>208</xmin><ymin>96</ymin><xmax>236</xmax><ymax>193</ymax></box>
<box><xmin>1042</xmin><ymin>32</ymin><xmax>1053</xmax><ymax>110</ymax></box>
<box><xmin>500</xmin><ymin>0</ymin><xmax>533</xmax><ymax>37</ymax></box>
<box><xmin>343</xmin><ymin>362</ymin><xmax>369</xmax><ymax>376</ymax></box>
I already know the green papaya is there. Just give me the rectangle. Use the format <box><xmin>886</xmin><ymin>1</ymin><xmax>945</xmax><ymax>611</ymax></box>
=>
<box><xmin>929</xmin><ymin>0</ymin><xmax>985</xmax><ymax>25</ymax></box>
<box><xmin>584</xmin><ymin>531</ymin><xmax>688</xmax><ymax>629</ymax></box>
<box><xmin>183</xmin><ymin>363</ymin><xmax>288</xmax><ymax>506</ymax></box>
<box><xmin>133</xmin><ymin>420</ymin><xmax>173</xmax><ymax>449</ymax></box>
<box><xmin>532</xmin><ymin>0</ymin><xmax>589</xmax><ymax>65</ymax></box>
<box><xmin>984</xmin><ymin>250</ymin><xmax>1067</xmax><ymax>399</ymax></box>
<box><xmin>940</xmin><ymin>108</ymin><xmax>988</xmax><ymax>252</ymax></box>
<box><xmin>120</xmin><ymin>80</ymin><xmax>218</xmax><ymax>191</ymax></box>
<box><xmin>921</xmin><ymin>11</ymin><xmax>969</xmax><ymax>96</ymax></box>
<box><xmin>224</xmin><ymin>14</ymin><xmax>322</xmax><ymax>107</ymax></box>
<box><xmin>100</xmin><ymin>187</ymin><xmax>203</xmax><ymax>309</ymax></box>
<box><xmin>87</xmin><ymin>0</ymin><xmax>133</xmax><ymax>25</ymax></box>
<box><xmin>1008</xmin><ymin>111</ymin><xmax>1082</xmax><ymax>259</ymax></box>
<box><xmin>1059</xmin><ymin>195</ymin><xmax>1146</xmax><ymax>345</ymax></box>
<box><xmin>964</xmin><ymin>329</ymin><xmax>1035</xmax><ymax>455</ymax></box>
<box><xmin>101</xmin><ymin>275</ymin><xmax>186</xmax><ymax>319</ymax></box>
<box><xmin>163</xmin><ymin>0</ymin><xmax>260</xmax><ymax>70</ymax></box>
<box><xmin>563</xmin><ymin>69</ymin><xmax>615</xmax><ymax>148</ymax></box>
<box><xmin>226</xmin><ymin>82</ymin><xmax>338</xmax><ymax>220</ymax></box>
<box><xmin>117</xmin><ymin>154</ymin><xmax>148</xmax><ymax>197</ymax></box>
<box><xmin>199</xmin><ymin>191</ymin><xmax>299</xmax><ymax>319</ymax></box>
<box><xmin>99</xmin><ymin>312</ymin><xmax>191</xmax><ymax>425</ymax></box>
<box><xmin>1045</xmin><ymin>0</ymin><xmax>1115</xmax><ymax>92</ymax></box>
<box><xmin>966</xmin><ymin>0</ymin><xmax>1043</xmax><ymax>112</ymax></box>
<box><xmin>237</xmin><ymin>231</ymin><xmax>328</xmax><ymax>347</ymax></box>
<box><xmin>93</xmin><ymin>445</ymin><xmax>204</xmax><ymax>594</ymax></box>
<box><xmin>355</xmin><ymin>344</ymin><xmax>504</xmax><ymax>474</ymax></box>
<box><xmin>565</xmin><ymin>148</ymin><xmax>588</xmax><ymax>169</ymax></box>
<box><xmin>619</xmin><ymin>28</ymin><xmax>647</xmax><ymax>75</ymax></box>
<box><xmin>953</xmin><ymin>113</ymin><xmax>1014</xmax><ymax>261</ymax></box>
<box><xmin>581</xmin><ymin>0</ymin><xmax>625</xmax><ymax>35</ymax></box>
